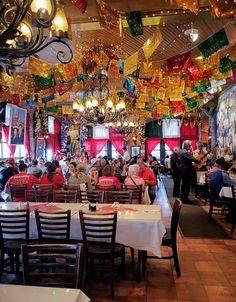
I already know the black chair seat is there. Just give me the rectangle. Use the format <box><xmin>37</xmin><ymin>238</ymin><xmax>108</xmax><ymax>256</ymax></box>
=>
<box><xmin>3</xmin><ymin>239</ymin><xmax>26</xmax><ymax>253</ymax></box>
<box><xmin>162</xmin><ymin>228</ymin><xmax>172</xmax><ymax>242</ymax></box>
<box><xmin>88</xmin><ymin>242</ymin><xmax>124</xmax><ymax>257</ymax></box>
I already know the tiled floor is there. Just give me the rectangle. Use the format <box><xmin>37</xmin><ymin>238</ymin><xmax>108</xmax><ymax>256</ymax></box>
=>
<box><xmin>88</xmin><ymin>180</ymin><xmax>236</xmax><ymax>301</ymax></box>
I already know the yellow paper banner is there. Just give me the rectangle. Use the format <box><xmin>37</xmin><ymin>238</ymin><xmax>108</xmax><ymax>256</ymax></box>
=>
<box><xmin>124</xmin><ymin>52</ymin><xmax>139</xmax><ymax>76</ymax></box>
<box><xmin>28</xmin><ymin>57</ymin><xmax>52</xmax><ymax>77</ymax></box>
<box><xmin>142</xmin><ymin>29</ymin><xmax>163</xmax><ymax>61</ymax></box>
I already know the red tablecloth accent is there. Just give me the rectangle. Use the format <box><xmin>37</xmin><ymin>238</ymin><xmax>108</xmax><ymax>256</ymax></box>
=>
<box><xmin>28</xmin><ymin>204</ymin><xmax>62</xmax><ymax>213</ymax></box>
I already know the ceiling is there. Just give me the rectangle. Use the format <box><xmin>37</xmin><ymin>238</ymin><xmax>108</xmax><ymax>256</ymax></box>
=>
<box><xmin>62</xmin><ymin>0</ymin><xmax>236</xmax><ymax>63</ymax></box>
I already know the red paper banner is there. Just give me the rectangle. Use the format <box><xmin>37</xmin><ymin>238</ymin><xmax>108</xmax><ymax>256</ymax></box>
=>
<box><xmin>167</xmin><ymin>51</ymin><xmax>192</xmax><ymax>73</ymax></box>
<box><xmin>71</xmin><ymin>0</ymin><xmax>88</xmax><ymax>13</ymax></box>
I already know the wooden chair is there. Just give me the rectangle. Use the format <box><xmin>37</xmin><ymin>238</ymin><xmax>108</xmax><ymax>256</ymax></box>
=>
<box><xmin>229</xmin><ymin>186</ymin><xmax>236</xmax><ymax>234</ymax></box>
<box><xmin>95</xmin><ymin>184</ymin><xmax>117</xmax><ymax>191</ymax></box>
<box><xmin>35</xmin><ymin>209</ymin><xmax>71</xmax><ymax>244</ymax></box>
<box><xmin>78</xmin><ymin>190</ymin><xmax>104</xmax><ymax>204</ymax></box>
<box><xmin>21</xmin><ymin>243</ymin><xmax>84</xmax><ymax>289</ymax></box>
<box><xmin>122</xmin><ymin>184</ymin><xmax>142</xmax><ymax>204</ymax></box>
<box><xmin>0</xmin><ymin>208</ymin><xmax>29</xmax><ymax>280</ymax></box>
<box><xmin>106</xmin><ymin>191</ymin><xmax>133</xmax><ymax>204</ymax></box>
<box><xmin>25</xmin><ymin>190</ymin><xmax>50</xmax><ymax>203</ymax></box>
<box><xmin>9</xmin><ymin>184</ymin><xmax>27</xmax><ymax>202</ymax></box>
<box><xmin>208</xmin><ymin>176</ymin><xmax>232</xmax><ymax>219</ymax></box>
<box><xmin>33</xmin><ymin>184</ymin><xmax>53</xmax><ymax>191</ymax></box>
<box><xmin>53</xmin><ymin>190</ymin><xmax>77</xmax><ymax>203</ymax></box>
<box><xmin>79</xmin><ymin>211</ymin><xmax>125</xmax><ymax>299</ymax></box>
<box><xmin>142</xmin><ymin>199</ymin><xmax>182</xmax><ymax>277</ymax></box>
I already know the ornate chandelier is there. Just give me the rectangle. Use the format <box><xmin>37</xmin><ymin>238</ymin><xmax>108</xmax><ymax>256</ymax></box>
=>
<box><xmin>73</xmin><ymin>73</ymin><xmax>126</xmax><ymax>124</ymax></box>
<box><xmin>0</xmin><ymin>0</ymin><xmax>72</xmax><ymax>72</ymax></box>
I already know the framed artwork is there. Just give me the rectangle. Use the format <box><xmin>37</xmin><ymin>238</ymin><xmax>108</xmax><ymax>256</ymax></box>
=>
<box><xmin>131</xmin><ymin>146</ymin><xmax>141</xmax><ymax>157</ymax></box>
<box><xmin>9</xmin><ymin>106</ymin><xmax>27</xmax><ymax>145</ymax></box>
<box><xmin>36</xmin><ymin>138</ymin><xmax>45</xmax><ymax>159</ymax></box>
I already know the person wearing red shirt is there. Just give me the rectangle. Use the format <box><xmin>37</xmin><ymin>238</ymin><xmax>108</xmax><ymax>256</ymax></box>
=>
<box><xmin>40</xmin><ymin>163</ymin><xmax>64</xmax><ymax>190</ymax></box>
<box><xmin>98</xmin><ymin>165</ymin><xmax>121</xmax><ymax>190</ymax></box>
<box><xmin>5</xmin><ymin>163</ymin><xmax>39</xmax><ymax>202</ymax></box>
<box><xmin>137</xmin><ymin>157</ymin><xmax>157</xmax><ymax>204</ymax></box>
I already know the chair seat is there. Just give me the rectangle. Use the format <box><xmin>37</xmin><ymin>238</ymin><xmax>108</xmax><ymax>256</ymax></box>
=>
<box><xmin>162</xmin><ymin>228</ymin><xmax>173</xmax><ymax>245</ymax></box>
<box><xmin>87</xmin><ymin>242</ymin><xmax>124</xmax><ymax>257</ymax></box>
<box><xmin>3</xmin><ymin>239</ymin><xmax>27</xmax><ymax>253</ymax></box>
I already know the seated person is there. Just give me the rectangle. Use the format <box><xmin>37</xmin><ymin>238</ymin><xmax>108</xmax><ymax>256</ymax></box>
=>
<box><xmin>113</xmin><ymin>159</ymin><xmax>123</xmax><ymax>175</ymax></box>
<box><xmin>27</xmin><ymin>159</ymin><xmax>42</xmax><ymax>178</ymax></box>
<box><xmin>208</xmin><ymin>157</ymin><xmax>225</xmax><ymax>174</ymax></box>
<box><xmin>211</xmin><ymin>161</ymin><xmax>236</xmax><ymax>200</ymax></box>
<box><xmin>40</xmin><ymin>163</ymin><xmax>64</xmax><ymax>190</ymax></box>
<box><xmin>68</xmin><ymin>163</ymin><xmax>92</xmax><ymax>190</ymax></box>
<box><xmin>4</xmin><ymin>163</ymin><xmax>39</xmax><ymax>202</ymax></box>
<box><xmin>124</xmin><ymin>164</ymin><xmax>145</xmax><ymax>192</ymax></box>
<box><xmin>98</xmin><ymin>165</ymin><xmax>121</xmax><ymax>190</ymax></box>
<box><xmin>228</xmin><ymin>157</ymin><xmax>236</xmax><ymax>175</ymax></box>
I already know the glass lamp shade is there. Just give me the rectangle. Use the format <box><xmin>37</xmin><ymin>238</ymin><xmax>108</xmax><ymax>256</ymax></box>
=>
<box><xmin>85</xmin><ymin>100</ymin><xmax>92</xmax><ymax>109</ymax></box>
<box><xmin>106</xmin><ymin>99</ymin><xmax>113</xmax><ymax>108</ymax></box>
<box><xmin>73</xmin><ymin>101</ymin><xmax>79</xmax><ymax>110</ymax></box>
<box><xmin>78</xmin><ymin>104</ymin><xmax>85</xmax><ymax>112</ymax></box>
<box><xmin>91</xmin><ymin>98</ymin><xmax>99</xmax><ymax>107</ymax></box>
<box><xmin>51</xmin><ymin>6</ymin><xmax>69</xmax><ymax>38</ymax></box>
<box><xmin>17</xmin><ymin>22</ymin><xmax>32</xmax><ymax>44</ymax></box>
<box><xmin>30</xmin><ymin>0</ymin><xmax>52</xmax><ymax>20</ymax></box>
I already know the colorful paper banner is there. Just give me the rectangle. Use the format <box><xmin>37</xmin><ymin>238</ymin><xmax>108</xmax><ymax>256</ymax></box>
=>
<box><xmin>142</xmin><ymin>29</ymin><xmax>163</xmax><ymax>61</ymax></box>
<box><xmin>167</xmin><ymin>51</ymin><xmax>192</xmax><ymax>72</ymax></box>
<box><xmin>124</xmin><ymin>52</ymin><xmax>139</xmax><ymax>76</ymax></box>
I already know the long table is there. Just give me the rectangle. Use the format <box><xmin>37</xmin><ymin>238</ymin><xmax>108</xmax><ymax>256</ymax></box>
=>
<box><xmin>0</xmin><ymin>284</ymin><xmax>90</xmax><ymax>302</ymax></box>
<box><xmin>0</xmin><ymin>202</ymin><xmax>166</xmax><ymax>257</ymax></box>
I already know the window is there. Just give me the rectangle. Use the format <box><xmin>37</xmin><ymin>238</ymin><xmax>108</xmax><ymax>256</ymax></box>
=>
<box><xmin>162</xmin><ymin>119</ymin><xmax>180</xmax><ymax>138</ymax></box>
<box><xmin>48</xmin><ymin>116</ymin><xmax>55</xmax><ymax>134</ymax></box>
<box><xmin>151</xmin><ymin>143</ymin><xmax>171</xmax><ymax>161</ymax></box>
<box><xmin>93</xmin><ymin>126</ymin><xmax>109</xmax><ymax>139</ymax></box>
<box><xmin>96</xmin><ymin>143</ymin><xmax>120</xmax><ymax>159</ymax></box>
<box><xmin>97</xmin><ymin>145</ymin><xmax>107</xmax><ymax>158</ymax></box>
<box><xmin>111</xmin><ymin>144</ymin><xmax>120</xmax><ymax>159</ymax></box>
<box><xmin>0</xmin><ymin>129</ymin><xmax>26</xmax><ymax>160</ymax></box>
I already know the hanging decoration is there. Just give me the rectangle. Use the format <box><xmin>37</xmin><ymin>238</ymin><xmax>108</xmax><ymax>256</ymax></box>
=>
<box><xmin>168</xmin><ymin>0</ymin><xmax>199</xmax><ymax>14</ymax></box>
<box><xmin>71</xmin><ymin>0</ymin><xmax>88</xmax><ymax>13</ymax></box>
<box><xmin>96</xmin><ymin>0</ymin><xmax>120</xmax><ymax>31</ymax></box>
<box><xmin>33</xmin><ymin>72</ymin><xmax>55</xmax><ymax>91</ymax></box>
<box><xmin>167</xmin><ymin>51</ymin><xmax>192</xmax><ymax>72</ymax></box>
<box><xmin>108</xmin><ymin>60</ymin><xmax>120</xmax><ymax>78</ymax></box>
<box><xmin>28</xmin><ymin>57</ymin><xmax>52</xmax><ymax>78</ymax></box>
<box><xmin>198</xmin><ymin>29</ymin><xmax>229</xmax><ymax>59</ymax></box>
<box><xmin>55</xmin><ymin>61</ymin><xmax>77</xmax><ymax>83</ymax></box>
<box><xmin>209</xmin><ymin>0</ymin><xmax>235</xmax><ymax>18</ymax></box>
<box><xmin>124</xmin><ymin>52</ymin><xmax>139</xmax><ymax>76</ymax></box>
<box><xmin>142</xmin><ymin>29</ymin><xmax>163</xmax><ymax>61</ymax></box>
<box><xmin>126</xmin><ymin>11</ymin><xmax>143</xmax><ymax>37</ymax></box>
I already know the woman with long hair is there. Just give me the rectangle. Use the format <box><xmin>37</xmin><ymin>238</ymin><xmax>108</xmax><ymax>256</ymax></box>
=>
<box><xmin>68</xmin><ymin>163</ymin><xmax>92</xmax><ymax>190</ymax></box>
<box><xmin>40</xmin><ymin>163</ymin><xmax>64</xmax><ymax>189</ymax></box>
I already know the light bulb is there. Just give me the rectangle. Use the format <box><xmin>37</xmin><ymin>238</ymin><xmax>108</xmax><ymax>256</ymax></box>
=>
<box><xmin>78</xmin><ymin>104</ymin><xmax>85</xmax><ymax>112</ymax></box>
<box><xmin>124</xmin><ymin>121</ymin><xmax>128</xmax><ymax>126</ymax></box>
<box><xmin>18</xmin><ymin>22</ymin><xmax>32</xmax><ymax>42</ymax></box>
<box><xmin>31</xmin><ymin>0</ymin><xmax>52</xmax><ymax>14</ymax></box>
<box><xmin>129</xmin><ymin>122</ymin><xmax>134</xmax><ymax>127</ymax></box>
<box><xmin>105</xmin><ymin>123</ymin><xmax>109</xmax><ymax>127</ymax></box>
<box><xmin>91</xmin><ymin>98</ymin><xmax>98</xmax><ymax>107</ymax></box>
<box><xmin>51</xmin><ymin>6</ymin><xmax>69</xmax><ymax>38</ymax></box>
<box><xmin>85</xmin><ymin>100</ymin><xmax>92</xmax><ymax>109</ymax></box>
<box><xmin>117</xmin><ymin>121</ymin><xmax>121</xmax><ymax>127</ymax></box>
<box><xmin>106</xmin><ymin>99</ymin><xmax>113</xmax><ymax>108</ymax></box>
<box><xmin>72</xmin><ymin>101</ymin><xmax>79</xmax><ymax>110</ymax></box>
<box><xmin>109</xmin><ymin>122</ymin><xmax>113</xmax><ymax>127</ymax></box>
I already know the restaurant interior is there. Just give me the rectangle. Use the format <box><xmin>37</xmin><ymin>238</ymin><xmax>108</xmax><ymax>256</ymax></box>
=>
<box><xmin>1</xmin><ymin>0</ymin><xmax>236</xmax><ymax>301</ymax></box>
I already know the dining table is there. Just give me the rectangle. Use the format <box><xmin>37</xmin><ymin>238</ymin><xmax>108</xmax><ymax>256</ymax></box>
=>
<box><xmin>0</xmin><ymin>284</ymin><xmax>90</xmax><ymax>302</ymax></box>
<box><xmin>0</xmin><ymin>202</ymin><xmax>166</xmax><ymax>257</ymax></box>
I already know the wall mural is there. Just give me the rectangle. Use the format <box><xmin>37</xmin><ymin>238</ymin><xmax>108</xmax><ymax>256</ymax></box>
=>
<box><xmin>217</xmin><ymin>86</ymin><xmax>236</xmax><ymax>154</ymax></box>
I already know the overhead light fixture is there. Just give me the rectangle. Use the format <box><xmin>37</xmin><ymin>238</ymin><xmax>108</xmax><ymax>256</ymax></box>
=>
<box><xmin>0</xmin><ymin>0</ymin><xmax>73</xmax><ymax>72</ymax></box>
<box><xmin>184</xmin><ymin>28</ymin><xmax>199</xmax><ymax>42</ymax></box>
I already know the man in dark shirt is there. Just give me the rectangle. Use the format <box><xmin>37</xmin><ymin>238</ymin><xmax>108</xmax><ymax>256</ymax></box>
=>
<box><xmin>180</xmin><ymin>140</ymin><xmax>199</xmax><ymax>204</ymax></box>
<box><xmin>171</xmin><ymin>147</ymin><xmax>181</xmax><ymax>197</ymax></box>
<box><xmin>0</xmin><ymin>158</ymin><xmax>18</xmax><ymax>192</ymax></box>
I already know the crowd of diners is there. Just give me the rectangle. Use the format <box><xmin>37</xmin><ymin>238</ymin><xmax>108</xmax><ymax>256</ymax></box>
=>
<box><xmin>0</xmin><ymin>148</ymin><xmax>157</xmax><ymax>203</ymax></box>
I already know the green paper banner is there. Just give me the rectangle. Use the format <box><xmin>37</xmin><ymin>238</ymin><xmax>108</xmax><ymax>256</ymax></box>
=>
<box><xmin>126</xmin><ymin>11</ymin><xmax>143</xmax><ymax>37</ymax></box>
<box><xmin>198</xmin><ymin>29</ymin><xmax>229</xmax><ymax>59</ymax></box>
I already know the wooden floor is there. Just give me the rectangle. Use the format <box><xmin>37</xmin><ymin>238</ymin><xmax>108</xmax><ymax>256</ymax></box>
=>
<box><xmin>2</xmin><ymin>180</ymin><xmax>236</xmax><ymax>301</ymax></box>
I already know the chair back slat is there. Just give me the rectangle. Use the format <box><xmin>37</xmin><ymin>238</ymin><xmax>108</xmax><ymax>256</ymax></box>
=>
<box><xmin>21</xmin><ymin>243</ymin><xmax>83</xmax><ymax>289</ymax></box>
<box><xmin>95</xmin><ymin>184</ymin><xmax>117</xmax><ymax>191</ymax></box>
<box><xmin>25</xmin><ymin>190</ymin><xmax>50</xmax><ymax>203</ymax></box>
<box><xmin>10</xmin><ymin>184</ymin><xmax>27</xmax><ymax>202</ymax></box>
<box><xmin>53</xmin><ymin>190</ymin><xmax>77</xmax><ymax>203</ymax></box>
<box><xmin>33</xmin><ymin>184</ymin><xmax>53</xmax><ymax>191</ymax></box>
<box><xmin>78</xmin><ymin>190</ymin><xmax>104</xmax><ymax>203</ymax></box>
<box><xmin>170</xmin><ymin>199</ymin><xmax>182</xmax><ymax>240</ymax></box>
<box><xmin>122</xmin><ymin>184</ymin><xmax>142</xmax><ymax>204</ymax></box>
<box><xmin>0</xmin><ymin>209</ymin><xmax>29</xmax><ymax>242</ymax></box>
<box><xmin>35</xmin><ymin>210</ymin><xmax>71</xmax><ymax>242</ymax></box>
<box><xmin>106</xmin><ymin>191</ymin><xmax>133</xmax><ymax>204</ymax></box>
<box><xmin>79</xmin><ymin>211</ymin><xmax>117</xmax><ymax>254</ymax></box>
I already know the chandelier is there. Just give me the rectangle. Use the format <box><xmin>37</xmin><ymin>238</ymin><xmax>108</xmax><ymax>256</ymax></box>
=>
<box><xmin>73</xmin><ymin>73</ymin><xmax>126</xmax><ymax>124</ymax></box>
<box><xmin>0</xmin><ymin>0</ymin><xmax>72</xmax><ymax>72</ymax></box>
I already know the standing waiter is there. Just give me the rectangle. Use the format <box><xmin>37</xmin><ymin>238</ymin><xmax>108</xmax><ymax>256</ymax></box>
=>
<box><xmin>171</xmin><ymin>147</ymin><xmax>181</xmax><ymax>197</ymax></box>
<box><xmin>180</xmin><ymin>140</ymin><xmax>199</xmax><ymax>204</ymax></box>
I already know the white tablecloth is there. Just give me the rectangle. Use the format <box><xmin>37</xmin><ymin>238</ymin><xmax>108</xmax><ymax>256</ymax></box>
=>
<box><xmin>0</xmin><ymin>202</ymin><xmax>166</xmax><ymax>257</ymax></box>
<box><xmin>219</xmin><ymin>186</ymin><xmax>233</xmax><ymax>198</ymax></box>
<box><xmin>0</xmin><ymin>284</ymin><xmax>90</xmax><ymax>302</ymax></box>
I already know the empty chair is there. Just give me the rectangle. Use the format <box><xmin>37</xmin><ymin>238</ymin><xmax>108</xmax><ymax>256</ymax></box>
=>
<box><xmin>53</xmin><ymin>190</ymin><xmax>77</xmax><ymax>203</ymax></box>
<box><xmin>25</xmin><ymin>190</ymin><xmax>50</xmax><ymax>203</ymax></box>
<box><xmin>21</xmin><ymin>243</ymin><xmax>83</xmax><ymax>289</ymax></box>
<box><xmin>78</xmin><ymin>190</ymin><xmax>104</xmax><ymax>204</ymax></box>
<box><xmin>9</xmin><ymin>184</ymin><xmax>27</xmax><ymax>202</ymax></box>
<box><xmin>122</xmin><ymin>184</ymin><xmax>142</xmax><ymax>204</ymax></box>
<box><xmin>35</xmin><ymin>209</ymin><xmax>71</xmax><ymax>244</ymax></box>
<box><xmin>229</xmin><ymin>186</ymin><xmax>236</xmax><ymax>234</ymax></box>
<box><xmin>79</xmin><ymin>211</ymin><xmax>125</xmax><ymax>299</ymax></box>
<box><xmin>106</xmin><ymin>191</ymin><xmax>133</xmax><ymax>204</ymax></box>
<box><xmin>143</xmin><ymin>199</ymin><xmax>182</xmax><ymax>277</ymax></box>
<box><xmin>0</xmin><ymin>208</ymin><xmax>29</xmax><ymax>279</ymax></box>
